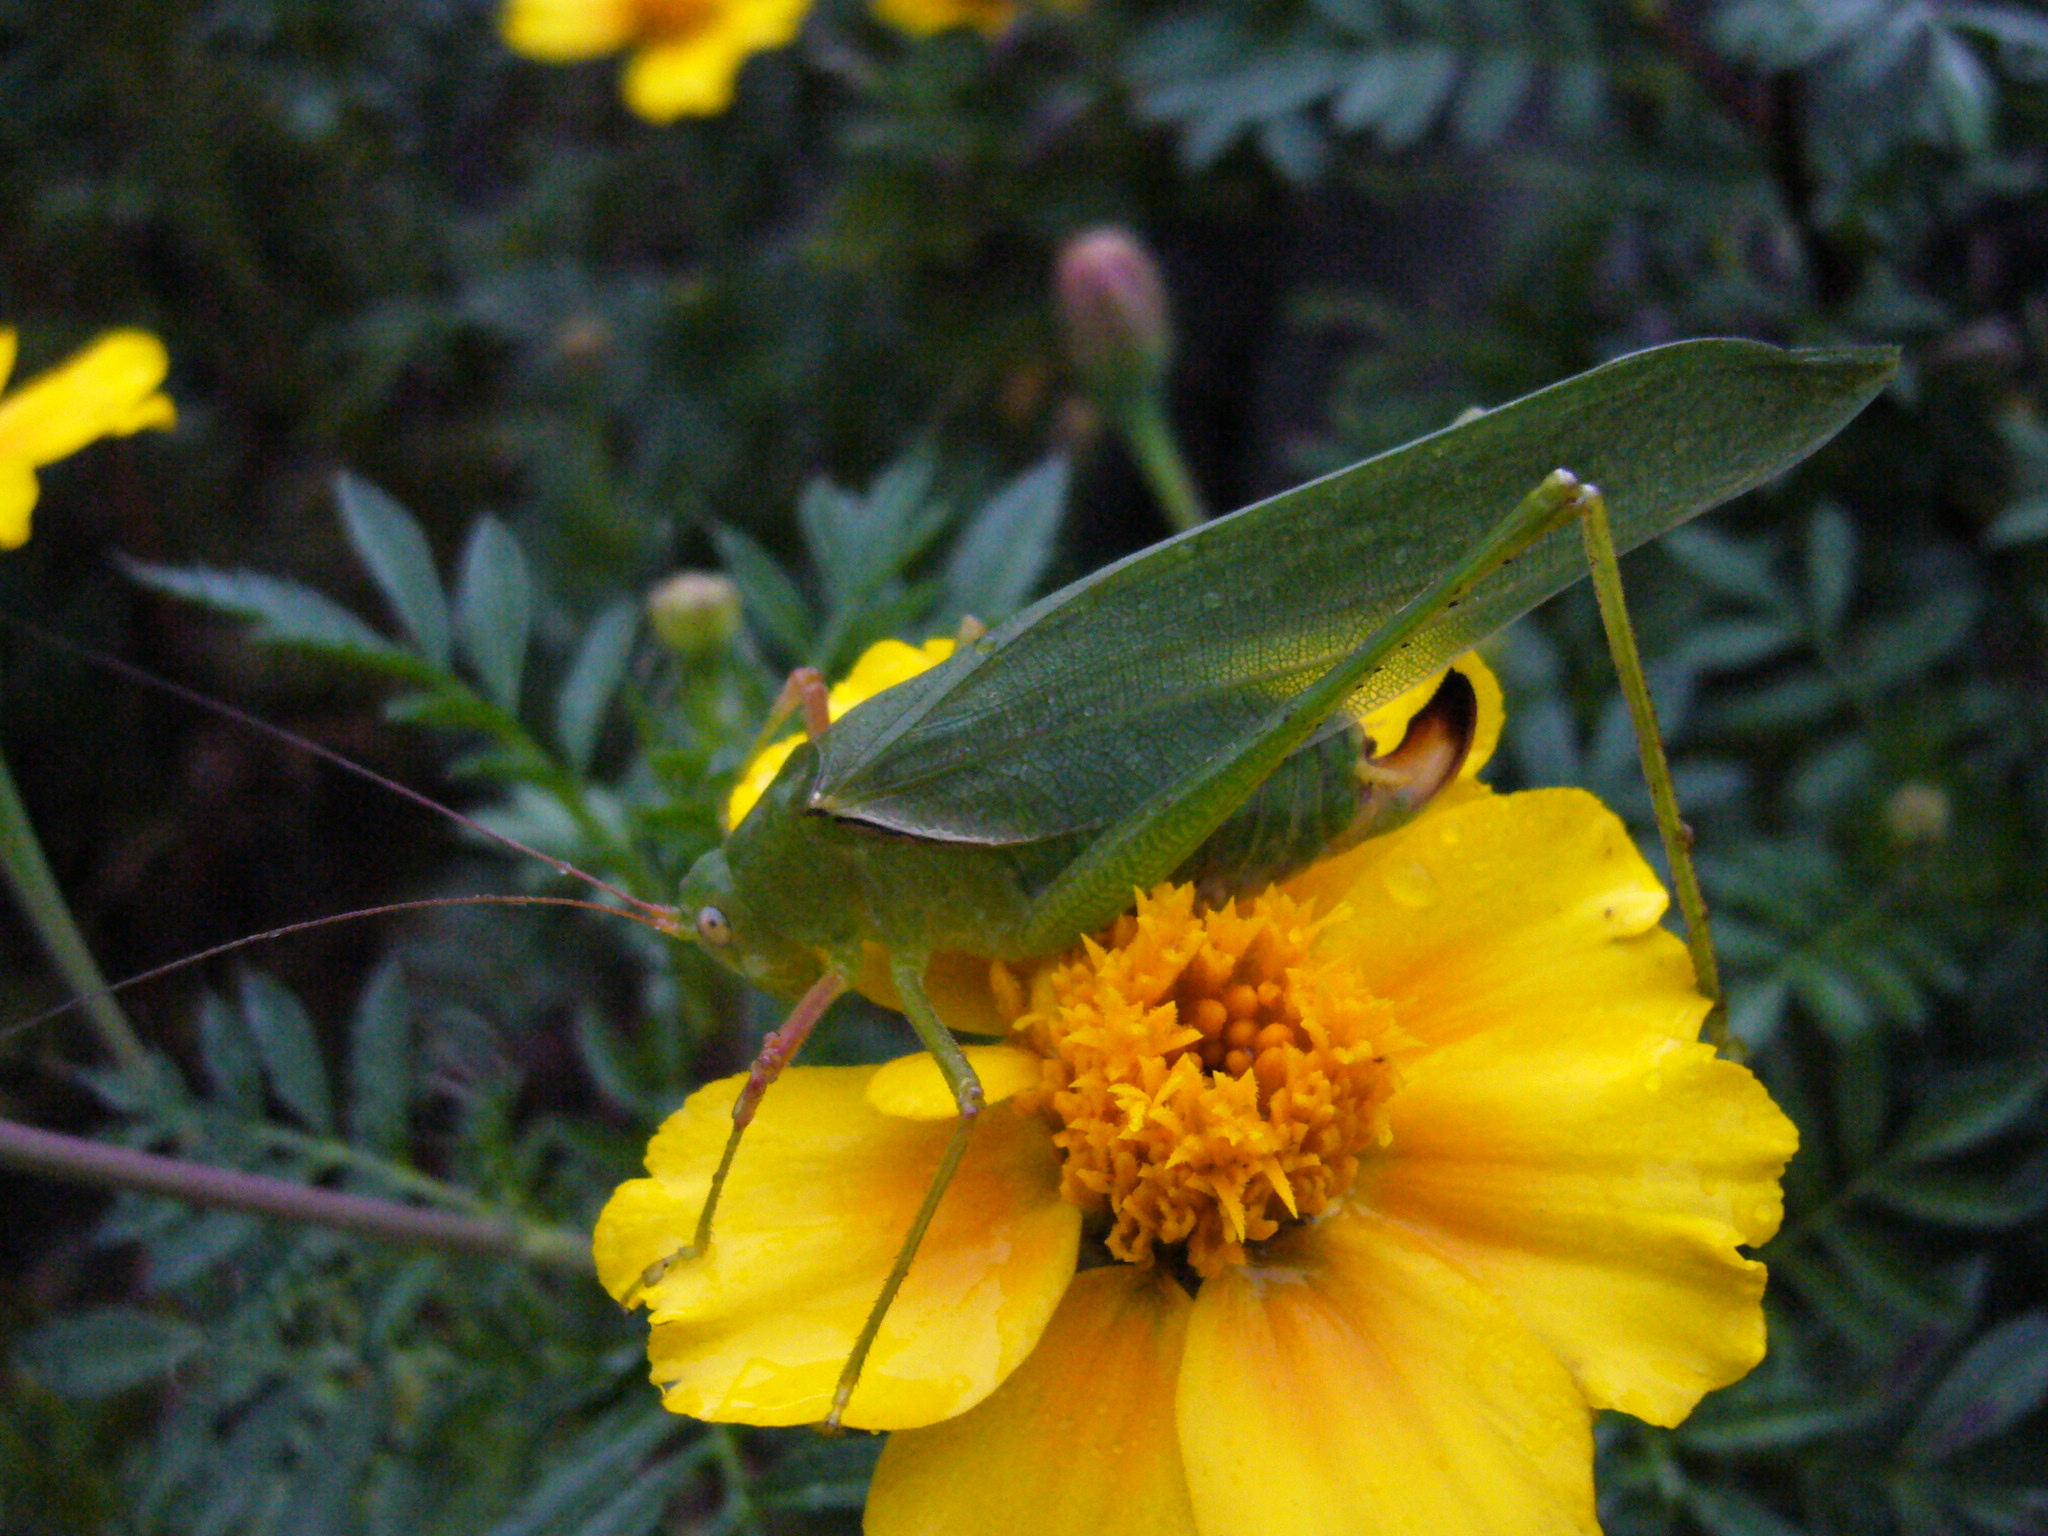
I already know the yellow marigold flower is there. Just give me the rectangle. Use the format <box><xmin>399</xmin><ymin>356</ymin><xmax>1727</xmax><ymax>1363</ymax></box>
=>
<box><xmin>597</xmin><ymin>643</ymin><xmax>1794</xmax><ymax>1530</ymax></box>
<box><xmin>0</xmin><ymin>328</ymin><xmax>175</xmax><ymax>550</ymax></box>
<box><xmin>500</xmin><ymin>0</ymin><xmax>811</xmax><ymax>122</ymax></box>
<box><xmin>872</xmin><ymin>0</ymin><xmax>1018</xmax><ymax>38</ymax></box>
<box><xmin>871</xmin><ymin>0</ymin><xmax>1081</xmax><ymax>38</ymax></box>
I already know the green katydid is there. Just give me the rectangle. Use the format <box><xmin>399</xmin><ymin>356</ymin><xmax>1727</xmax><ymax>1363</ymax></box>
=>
<box><xmin>662</xmin><ymin>336</ymin><xmax>1896</xmax><ymax>1428</ymax></box>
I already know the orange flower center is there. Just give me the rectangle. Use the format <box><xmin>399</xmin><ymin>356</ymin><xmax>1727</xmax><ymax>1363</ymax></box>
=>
<box><xmin>1001</xmin><ymin>884</ymin><xmax>1404</xmax><ymax>1278</ymax></box>
<box><xmin>633</xmin><ymin>0</ymin><xmax>718</xmax><ymax>40</ymax></box>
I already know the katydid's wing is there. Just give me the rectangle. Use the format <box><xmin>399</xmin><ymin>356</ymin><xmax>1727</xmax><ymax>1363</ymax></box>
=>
<box><xmin>814</xmin><ymin>339</ymin><xmax>1895</xmax><ymax>845</ymax></box>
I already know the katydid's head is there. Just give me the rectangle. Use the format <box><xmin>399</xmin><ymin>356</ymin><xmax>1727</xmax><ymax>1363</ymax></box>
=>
<box><xmin>677</xmin><ymin>846</ymin><xmax>821</xmax><ymax>996</ymax></box>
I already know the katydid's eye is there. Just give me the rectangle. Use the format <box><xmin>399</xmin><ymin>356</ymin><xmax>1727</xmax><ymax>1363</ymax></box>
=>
<box><xmin>696</xmin><ymin>907</ymin><xmax>732</xmax><ymax>947</ymax></box>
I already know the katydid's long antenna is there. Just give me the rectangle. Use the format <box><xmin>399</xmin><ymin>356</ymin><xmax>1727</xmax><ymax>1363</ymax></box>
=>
<box><xmin>0</xmin><ymin>894</ymin><xmax>678</xmax><ymax>1049</ymax></box>
<box><xmin>0</xmin><ymin>610</ymin><xmax>673</xmax><ymax>922</ymax></box>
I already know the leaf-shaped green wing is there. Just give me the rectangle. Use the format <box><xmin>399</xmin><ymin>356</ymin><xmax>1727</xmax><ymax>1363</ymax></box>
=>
<box><xmin>814</xmin><ymin>339</ymin><xmax>1894</xmax><ymax>845</ymax></box>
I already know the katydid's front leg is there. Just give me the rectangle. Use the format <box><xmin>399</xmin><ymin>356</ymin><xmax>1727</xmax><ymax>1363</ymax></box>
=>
<box><xmin>826</xmin><ymin>954</ymin><xmax>984</xmax><ymax>1431</ymax></box>
<box><xmin>682</xmin><ymin>666</ymin><xmax>840</xmax><ymax>1262</ymax></box>
<box><xmin>678</xmin><ymin>968</ymin><xmax>849</xmax><ymax>1262</ymax></box>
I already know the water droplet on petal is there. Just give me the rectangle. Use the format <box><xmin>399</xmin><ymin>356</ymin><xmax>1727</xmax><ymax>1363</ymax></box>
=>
<box><xmin>1383</xmin><ymin>859</ymin><xmax>1439</xmax><ymax>908</ymax></box>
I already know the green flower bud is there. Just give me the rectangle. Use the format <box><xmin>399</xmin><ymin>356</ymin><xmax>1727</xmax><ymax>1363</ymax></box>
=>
<box><xmin>648</xmin><ymin>571</ymin><xmax>742</xmax><ymax>657</ymax></box>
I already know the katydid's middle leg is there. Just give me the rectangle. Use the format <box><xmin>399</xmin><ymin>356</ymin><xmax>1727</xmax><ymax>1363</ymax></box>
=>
<box><xmin>825</xmin><ymin>954</ymin><xmax>984</xmax><ymax>1431</ymax></box>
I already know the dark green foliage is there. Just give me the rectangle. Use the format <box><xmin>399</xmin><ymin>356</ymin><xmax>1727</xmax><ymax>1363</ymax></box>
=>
<box><xmin>2</xmin><ymin>0</ymin><xmax>2046</xmax><ymax>1532</ymax></box>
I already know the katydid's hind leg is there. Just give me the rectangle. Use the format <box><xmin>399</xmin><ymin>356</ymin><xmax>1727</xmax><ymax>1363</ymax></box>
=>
<box><xmin>674</xmin><ymin>970</ymin><xmax>848</xmax><ymax>1264</ymax></box>
<box><xmin>826</xmin><ymin>955</ymin><xmax>984</xmax><ymax>1431</ymax></box>
<box><xmin>1571</xmin><ymin>479</ymin><xmax>1727</xmax><ymax>1049</ymax></box>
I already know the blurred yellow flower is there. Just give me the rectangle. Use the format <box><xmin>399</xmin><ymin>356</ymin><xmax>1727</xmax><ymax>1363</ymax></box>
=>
<box><xmin>872</xmin><ymin>0</ymin><xmax>1020</xmax><ymax>38</ymax></box>
<box><xmin>0</xmin><ymin>329</ymin><xmax>175</xmax><ymax>550</ymax></box>
<box><xmin>500</xmin><ymin>0</ymin><xmax>811</xmax><ymax>122</ymax></box>
<box><xmin>598</xmin><ymin>636</ymin><xmax>1794</xmax><ymax>1530</ymax></box>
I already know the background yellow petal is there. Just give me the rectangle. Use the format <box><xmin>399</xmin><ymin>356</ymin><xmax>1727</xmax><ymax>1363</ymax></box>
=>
<box><xmin>1357</xmin><ymin>1016</ymin><xmax>1797</xmax><ymax>1426</ymax></box>
<box><xmin>1287</xmin><ymin>787</ymin><xmax>1694</xmax><ymax>1054</ymax></box>
<box><xmin>0</xmin><ymin>329</ymin><xmax>16</xmax><ymax>392</ymax></box>
<box><xmin>872</xmin><ymin>0</ymin><xmax>1017</xmax><ymax>38</ymax></box>
<box><xmin>0</xmin><ymin>463</ymin><xmax>40</xmax><ymax>549</ymax></box>
<box><xmin>866</xmin><ymin>1043</ymin><xmax>1040</xmax><ymax>1119</ymax></box>
<box><xmin>1179</xmin><ymin>1211</ymin><xmax>1598</xmax><ymax>1536</ymax></box>
<box><xmin>499</xmin><ymin>0</ymin><xmax>638</xmax><ymax>60</ymax></box>
<box><xmin>621</xmin><ymin>0</ymin><xmax>811</xmax><ymax>123</ymax></box>
<box><xmin>869</xmin><ymin>1266</ymin><xmax>1198</xmax><ymax>1536</ymax></box>
<box><xmin>0</xmin><ymin>330</ymin><xmax>171</xmax><ymax>468</ymax></box>
<box><xmin>592</xmin><ymin>1066</ymin><xmax>1078</xmax><ymax>1430</ymax></box>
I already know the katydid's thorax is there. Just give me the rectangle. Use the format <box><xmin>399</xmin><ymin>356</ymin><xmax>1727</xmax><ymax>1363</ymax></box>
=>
<box><xmin>723</xmin><ymin>742</ymin><xmax>1075</xmax><ymax>972</ymax></box>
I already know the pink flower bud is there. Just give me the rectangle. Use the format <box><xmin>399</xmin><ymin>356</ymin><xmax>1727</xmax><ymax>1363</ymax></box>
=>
<box><xmin>1055</xmin><ymin>227</ymin><xmax>1173</xmax><ymax>407</ymax></box>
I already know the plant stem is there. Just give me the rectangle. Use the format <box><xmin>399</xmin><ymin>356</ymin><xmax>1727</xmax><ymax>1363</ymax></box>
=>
<box><xmin>1579</xmin><ymin>498</ymin><xmax>1729</xmax><ymax>1053</ymax></box>
<box><xmin>0</xmin><ymin>746</ymin><xmax>148</xmax><ymax>1074</ymax></box>
<box><xmin>1120</xmin><ymin>393</ymin><xmax>1207</xmax><ymax>534</ymax></box>
<box><xmin>0</xmin><ymin>1116</ymin><xmax>591</xmax><ymax>1272</ymax></box>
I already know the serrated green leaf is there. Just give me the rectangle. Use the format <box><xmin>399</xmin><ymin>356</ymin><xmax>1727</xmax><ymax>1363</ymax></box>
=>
<box><xmin>1805</xmin><ymin>504</ymin><xmax>1857</xmax><ymax>637</ymax></box>
<box><xmin>1853</xmin><ymin>587</ymin><xmax>1980</xmax><ymax>691</ymax></box>
<box><xmin>1687</xmin><ymin>1483</ymin><xmax>1811</xmax><ymax>1536</ymax></box>
<box><xmin>1679</xmin><ymin>1396</ymin><xmax>1880</xmax><ymax>1454</ymax></box>
<box><xmin>335</xmin><ymin>471</ymin><xmax>452</xmax><ymax>667</ymax></box>
<box><xmin>1903</xmin><ymin>1312</ymin><xmax>2048</xmax><ymax>1461</ymax></box>
<box><xmin>454</xmin><ymin>516</ymin><xmax>535</xmax><ymax>712</ymax></box>
<box><xmin>1661</xmin><ymin>526</ymin><xmax>1794</xmax><ymax>610</ymax></box>
<box><xmin>239</xmin><ymin>968</ymin><xmax>333</xmax><ymax>1133</ymax></box>
<box><xmin>1862</xmin><ymin>1158</ymin><xmax>2048</xmax><ymax>1229</ymax></box>
<box><xmin>556</xmin><ymin>600</ymin><xmax>638</xmax><ymax>772</ymax></box>
<box><xmin>1674</xmin><ymin>617</ymin><xmax>1802</xmax><ymax>673</ymax></box>
<box><xmin>1452</xmin><ymin>50</ymin><xmax>1534</xmax><ymax>145</ymax></box>
<box><xmin>570</xmin><ymin>1456</ymin><xmax>696</xmax><ymax>1536</ymax></box>
<box><xmin>711</xmin><ymin>523</ymin><xmax>813</xmax><ymax>660</ymax></box>
<box><xmin>124</xmin><ymin>561</ymin><xmax>430</xmax><ymax>681</ymax></box>
<box><xmin>145</xmin><ymin>1210</ymin><xmax>258</xmax><ymax>1292</ymax></box>
<box><xmin>943</xmin><ymin>455</ymin><xmax>1069</xmax><ymax>624</ymax></box>
<box><xmin>573</xmin><ymin>1007</ymin><xmax>640</xmax><ymax>1113</ymax></box>
<box><xmin>198</xmin><ymin>988</ymin><xmax>263</xmax><ymax>1113</ymax></box>
<box><xmin>1891</xmin><ymin>1057</ymin><xmax>2048</xmax><ymax>1163</ymax></box>
<box><xmin>1986</xmin><ymin>495</ymin><xmax>2048</xmax><ymax>546</ymax></box>
<box><xmin>1833</xmin><ymin>1028</ymin><xmax>1888</xmax><ymax>1169</ymax></box>
<box><xmin>484</xmin><ymin>1411</ymin><xmax>678</xmax><ymax>1536</ymax></box>
<box><xmin>16</xmin><ymin>1306</ymin><xmax>204</xmax><ymax>1398</ymax></box>
<box><xmin>274</xmin><ymin>1378</ymin><xmax>388</xmax><ymax>1533</ymax></box>
<box><xmin>347</xmin><ymin>958</ymin><xmax>412</xmax><ymax>1154</ymax></box>
<box><xmin>1815</xmin><ymin>1214</ymin><xmax>1972</xmax><ymax>1323</ymax></box>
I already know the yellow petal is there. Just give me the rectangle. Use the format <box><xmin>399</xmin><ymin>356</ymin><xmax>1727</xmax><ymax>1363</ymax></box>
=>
<box><xmin>866</xmin><ymin>1044</ymin><xmax>1041</xmax><ymax>1120</ymax></box>
<box><xmin>499</xmin><ymin>0</ymin><xmax>638</xmax><ymax>59</ymax></box>
<box><xmin>1179</xmin><ymin>1212</ymin><xmax>1598</xmax><ymax>1536</ymax></box>
<box><xmin>0</xmin><ymin>329</ymin><xmax>16</xmax><ymax>392</ymax></box>
<box><xmin>0</xmin><ymin>331</ymin><xmax>172</xmax><ymax>468</ymax></box>
<box><xmin>1357</xmin><ymin>650</ymin><xmax>1504</xmax><ymax>779</ymax></box>
<box><xmin>1288</xmin><ymin>786</ymin><xmax>1696</xmax><ymax>1054</ymax></box>
<box><xmin>851</xmin><ymin>945</ymin><xmax>1015</xmax><ymax>1038</ymax></box>
<box><xmin>868</xmin><ymin>1265</ymin><xmax>1197</xmax><ymax>1536</ymax></box>
<box><xmin>593</xmin><ymin>1066</ymin><xmax>1078</xmax><ymax>1429</ymax></box>
<box><xmin>620</xmin><ymin>0</ymin><xmax>810</xmax><ymax>121</ymax></box>
<box><xmin>0</xmin><ymin>463</ymin><xmax>40</xmax><ymax>550</ymax></box>
<box><xmin>1359</xmin><ymin>1015</ymin><xmax>1796</xmax><ymax>1426</ymax></box>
